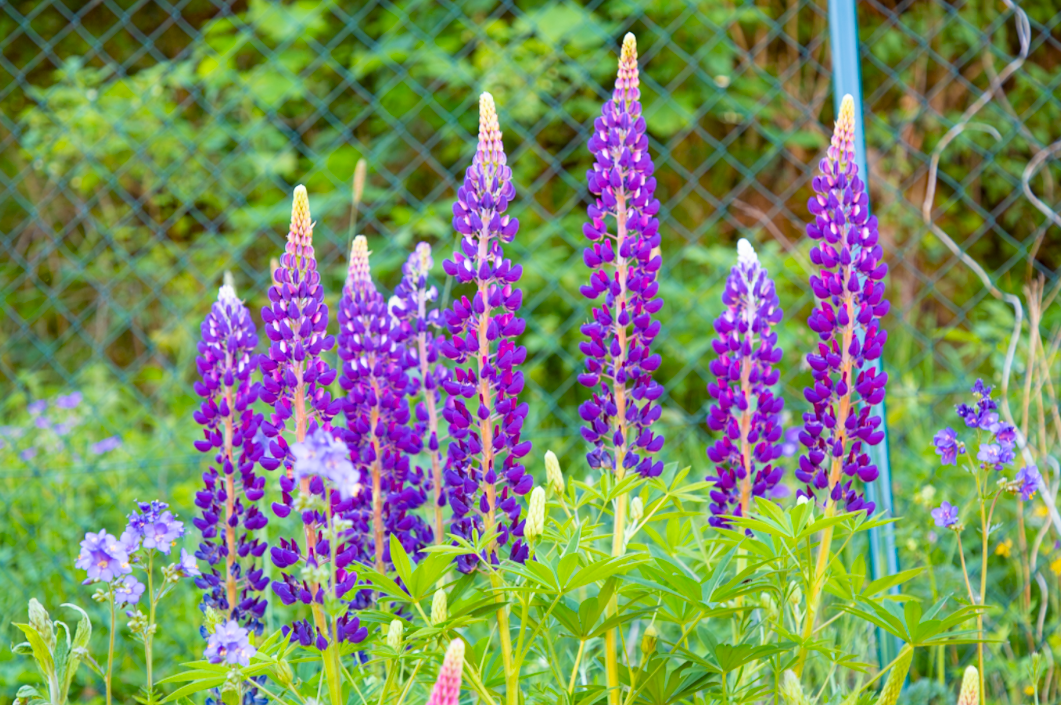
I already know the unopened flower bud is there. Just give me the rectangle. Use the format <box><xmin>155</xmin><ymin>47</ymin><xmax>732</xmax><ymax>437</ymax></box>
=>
<box><xmin>957</xmin><ymin>665</ymin><xmax>979</xmax><ymax>705</ymax></box>
<box><xmin>780</xmin><ymin>670</ymin><xmax>808</xmax><ymax>705</ymax></box>
<box><xmin>630</xmin><ymin>496</ymin><xmax>644</xmax><ymax>525</ymax></box>
<box><xmin>545</xmin><ymin>451</ymin><xmax>564</xmax><ymax>495</ymax></box>
<box><xmin>386</xmin><ymin>619</ymin><xmax>404</xmax><ymax>650</ymax></box>
<box><xmin>788</xmin><ymin>583</ymin><xmax>802</xmax><ymax>606</ymax></box>
<box><xmin>525</xmin><ymin>486</ymin><xmax>546</xmax><ymax>541</ymax></box>
<box><xmin>431</xmin><ymin>589</ymin><xmax>448</xmax><ymax>625</ymax></box>
<box><xmin>641</xmin><ymin>624</ymin><xmax>658</xmax><ymax>655</ymax></box>
<box><xmin>875</xmin><ymin>645</ymin><xmax>913</xmax><ymax>705</ymax></box>
<box><xmin>275</xmin><ymin>659</ymin><xmax>295</xmax><ymax>687</ymax></box>
<box><xmin>28</xmin><ymin>599</ymin><xmax>54</xmax><ymax>650</ymax></box>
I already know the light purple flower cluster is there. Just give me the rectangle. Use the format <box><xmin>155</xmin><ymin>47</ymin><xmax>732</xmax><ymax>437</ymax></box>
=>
<box><xmin>337</xmin><ymin>236</ymin><xmax>431</xmax><ymax>572</ymax></box>
<box><xmin>75</xmin><ymin>501</ymin><xmax>195</xmax><ymax>608</ymax></box>
<box><xmin>269</xmin><ymin>429</ymin><xmax>369</xmax><ymax>650</ymax></box>
<box><xmin>705</xmin><ymin>239</ymin><xmax>785</xmax><ymax>527</ymax></box>
<box><xmin>259</xmin><ymin>186</ymin><xmax>340</xmax><ymax>474</ymax></box>
<box><xmin>205</xmin><ymin>620</ymin><xmax>256</xmax><ymax>667</ymax></box>
<box><xmin>934</xmin><ymin>380</ymin><xmax>1018</xmax><ymax>472</ymax></box>
<box><xmin>795</xmin><ymin>95</ymin><xmax>889</xmax><ymax>514</ymax></box>
<box><xmin>191</xmin><ymin>285</ymin><xmax>269</xmax><ymax>632</ymax></box>
<box><xmin>932</xmin><ymin>501</ymin><xmax>959</xmax><ymax>529</ymax></box>
<box><xmin>391</xmin><ymin>242</ymin><xmax>451</xmax><ymax>544</ymax></box>
<box><xmin>577</xmin><ymin>33</ymin><xmax>665</xmax><ymax>480</ymax></box>
<box><xmin>440</xmin><ymin>93</ymin><xmax>532</xmax><ymax>572</ymax></box>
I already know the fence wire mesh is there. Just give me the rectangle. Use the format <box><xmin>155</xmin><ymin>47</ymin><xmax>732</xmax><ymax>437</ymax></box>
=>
<box><xmin>1</xmin><ymin>0</ymin><xmax>1060</xmax><ymax>688</ymax></box>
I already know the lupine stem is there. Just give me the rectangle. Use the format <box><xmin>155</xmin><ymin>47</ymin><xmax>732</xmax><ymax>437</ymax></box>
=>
<box><xmin>488</xmin><ymin>572</ymin><xmax>518</xmax><ymax>705</ymax></box>
<box><xmin>106</xmin><ymin>595</ymin><xmax>115</xmax><ymax>705</ymax></box>
<box><xmin>222</xmin><ymin>365</ymin><xmax>239</xmax><ymax>613</ymax></box>
<box><xmin>416</xmin><ymin>284</ymin><xmax>445</xmax><ymax>544</ymax></box>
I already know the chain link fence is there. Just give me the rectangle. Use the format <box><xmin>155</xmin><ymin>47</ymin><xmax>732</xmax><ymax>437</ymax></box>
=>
<box><xmin>1</xmin><ymin>0</ymin><xmax>1059</xmax><ymax>689</ymax></box>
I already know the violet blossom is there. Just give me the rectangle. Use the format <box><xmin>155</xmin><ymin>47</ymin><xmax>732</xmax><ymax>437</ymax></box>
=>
<box><xmin>705</xmin><ymin>239</ymin><xmax>785</xmax><ymax>527</ymax></box>
<box><xmin>113</xmin><ymin>575</ymin><xmax>146</xmax><ymax>605</ymax></box>
<box><xmin>936</xmin><ymin>380</ymin><xmax>1017</xmax><ymax>473</ymax></box>
<box><xmin>205</xmin><ymin>620</ymin><xmax>256</xmax><ymax>667</ymax></box>
<box><xmin>339</xmin><ymin>237</ymin><xmax>432</xmax><ymax>574</ymax></box>
<box><xmin>933</xmin><ymin>427</ymin><xmax>964</xmax><ymax>466</ymax></box>
<box><xmin>931</xmin><ymin>501</ymin><xmax>959</xmax><ymax>529</ymax></box>
<box><xmin>577</xmin><ymin>33</ymin><xmax>665</xmax><ymax>480</ymax></box>
<box><xmin>1016</xmin><ymin>465</ymin><xmax>1041</xmax><ymax>501</ymax></box>
<box><xmin>75</xmin><ymin>529</ymin><xmax>131</xmax><ymax>583</ymax></box>
<box><xmin>122</xmin><ymin>500</ymin><xmax>185</xmax><ymax>555</ymax></box>
<box><xmin>391</xmin><ymin>242</ymin><xmax>451</xmax><ymax>544</ymax></box>
<box><xmin>795</xmin><ymin>95</ymin><xmax>889</xmax><ymax>514</ymax></box>
<box><xmin>192</xmin><ymin>284</ymin><xmax>270</xmax><ymax>632</ymax></box>
<box><xmin>440</xmin><ymin>92</ymin><xmax>532</xmax><ymax>572</ymax></box>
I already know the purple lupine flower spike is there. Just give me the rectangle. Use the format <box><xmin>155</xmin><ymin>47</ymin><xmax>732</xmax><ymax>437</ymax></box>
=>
<box><xmin>259</xmin><ymin>185</ymin><xmax>340</xmax><ymax>478</ymax></box>
<box><xmin>259</xmin><ymin>186</ymin><xmax>347</xmax><ymax>651</ymax></box>
<box><xmin>391</xmin><ymin>242</ymin><xmax>451</xmax><ymax>544</ymax></box>
<box><xmin>794</xmin><ymin>95</ymin><xmax>889</xmax><ymax>514</ymax></box>
<box><xmin>337</xmin><ymin>236</ymin><xmax>432</xmax><ymax>572</ymax></box>
<box><xmin>192</xmin><ymin>284</ymin><xmax>269</xmax><ymax>632</ymax></box>
<box><xmin>706</xmin><ymin>239</ymin><xmax>785</xmax><ymax>527</ymax></box>
<box><xmin>577</xmin><ymin>33</ymin><xmax>665</xmax><ymax>480</ymax></box>
<box><xmin>440</xmin><ymin>92</ymin><xmax>532</xmax><ymax>572</ymax></box>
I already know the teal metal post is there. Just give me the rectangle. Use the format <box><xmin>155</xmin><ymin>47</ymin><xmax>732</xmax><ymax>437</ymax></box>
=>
<box><xmin>828</xmin><ymin>0</ymin><xmax>902</xmax><ymax>667</ymax></box>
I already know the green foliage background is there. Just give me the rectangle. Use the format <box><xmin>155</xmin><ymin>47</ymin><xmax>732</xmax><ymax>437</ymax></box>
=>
<box><xmin>1</xmin><ymin>0</ymin><xmax>1060</xmax><ymax>701</ymax></box>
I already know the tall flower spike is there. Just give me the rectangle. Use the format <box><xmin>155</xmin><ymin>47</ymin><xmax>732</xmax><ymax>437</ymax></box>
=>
<box><xmin>427</xmin><ymin>639</ymin><xmax>466</xmax><ymax>705</ymax></box>
<box><xmin>795</xmin><ymin>95</ymin><xmax>889</xmax><ymax>513</ymax></box>
<box><xmin>577</xmin><ymin>32</ymin><xmax>665</xmax><ymax>480</ymax></box>
<box><xmin>192</xmin><ymin>285</ymin><xmax>269</xmax><ymax>632</ymax></box>
<box><xmin>391</xmin><ymin>242</ymin><xmax>452</xmax><ymax>543</ymax></box>
<box><xmin>337</xmin><ymin>236</ymin><xmax>432</xmax><ymax>573</ymax></box>
<box><xmin>441</xmin><ymin>92</ymin><xmax>532</xmax><ymax>572</ymax></box>
<box><xmin>259</xmin><ymin>185</ymin><xmax>340</xmax><ymax>475</ymax></box>
<box><xmin>705</xmin><ymin>239</ymin><xmax>785</xmax><ymax>528</ymax></box>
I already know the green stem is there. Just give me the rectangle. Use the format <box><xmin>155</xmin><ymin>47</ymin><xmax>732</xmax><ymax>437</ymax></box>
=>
<box><xmin>568</xmin><ymin>640</ymin><xmax>586</xmax><ymax>695</ymax></box>
<box><xmin>795</xmin><ymin>502</ymin><xmax>837</xmax><ymax>675</ymax></box>
<box><xmin>488</xmin><ymin>572</ymin><xmax>519</xmax><ymax>705</ymax></box>
<box><xmin>106</xmin><ymin>595</ymin><xmax>115</xmax><ymax>705</ymax></box>
<box><xmin>605</xmin><ymin>491</ymin><xmax>628</xmax><ymax>705</ymax></box>
<box><xmin>146</xmin><ymin>553</ymin><xmax>155</xmax><ymax>696</ymax></box>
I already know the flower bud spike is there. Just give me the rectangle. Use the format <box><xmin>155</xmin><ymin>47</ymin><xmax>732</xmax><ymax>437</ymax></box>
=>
<box><xmin>545</xmin><ymin>450</ymin><xmax>565</xmax><ymax>495</ymax></box>
<box><xmin>873</xmin><ymin>645</ymin><xmax>913</xmax><ymax>705</ymax></box>
<box><xmin>957</xmin><ymin>665</ymin><xmax>979</xmax><ymax>705</ymax></box>
<box><xmin>427</xmin><ymin>639</ymin><xmax>466</xmax><ymax>705</ymax></box>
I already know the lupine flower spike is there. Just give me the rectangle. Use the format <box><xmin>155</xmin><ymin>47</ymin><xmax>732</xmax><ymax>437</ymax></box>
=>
<box><xmin>796</xmin><ymin>94</ymin><xmax>888</xmax><ymax>514</ymax></box>
<box><xmin>426</xmin><ymin>639</ymin><xmax>466</xmax><ymax>705</ymax></box>
<box><xmin>578</xmin><ymin>32</ymin><xmax>665</xmax><ymax>482</ymax></box>
<box><xmin>441</xmin><ymin>92</ymin><xmax>533</xmax><ymax>571</ymax></box>
<box><xmin>706</xmin><ymin>238</ymin><xmax>785</xmax><ymax>528</ymax></box>
<box><xmin>873</xmin><ymin>645</ymin><xmax>913</xmax><ymax>705</ymax></box>
<box><xmin>796</xmin><ymin>94</ymin><xmax>889</xmax><ymax>671</ymax></box>
<box><xmin>391</xmin><ymin>242</ymin><xmax>452</xmax><ymax>543</ymax></box>
<box><xmin>192</xmin><ymin>284</ymin><xmax>269</xmax><ymax>632</ymax></box>
<box><xmin>338</xmin><ymin>236</ymin><xmax>431</xmax><ymax>572</ymax></box>
<box><xmin>957</xmin><ymin>665</ymin><xmax>979</xmax><ymax>705</ymax></box>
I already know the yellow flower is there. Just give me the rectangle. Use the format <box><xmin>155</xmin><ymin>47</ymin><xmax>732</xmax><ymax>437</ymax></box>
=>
<box><xmin>995</xmin><ymin>538</ymin><xmax>1013</xmax><ymax>558</ymax></box>
<box><xmin>1025</xmin><ymin>686</ymin><xmax>1036</xmax><ymax>696</ymax></box>
<box><xmin>1050</xmin><ymin>557</ymin><xmax>1061</xmax><ymax>577</ymax></box>
<box><xmin>1034</xmin><ymin>505</ymin><xmax>1050</xmax><ymax>519</ymax></box>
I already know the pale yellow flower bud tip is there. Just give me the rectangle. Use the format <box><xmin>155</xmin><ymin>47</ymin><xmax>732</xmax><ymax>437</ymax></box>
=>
<box><xmin>479</xmin><ymin>92</ymin><xmax>498</xmax><ymax>130</ymax></box>
<box><xmin>622</xmin><ymin>33</ymin><xmax>637</xmax><ymax>61</ymax></box>
<box><xmin>837</xmin><ymin>94</ymin><xmax>855</xmax><ymax>128</ymax></box>
<box><xmin>957</xmin><ymin>665</ymin><xmax>979</xmax><ymax>705</ymax></box>
<box><xmin>349</xmin><ymin>234</ymin><xmax>371</xmax><ymax>285</ymax></box>
<box><xmin>289</xmin><ymin>184</ymin><xmax>313</xmax><ymax>242</ymax></box>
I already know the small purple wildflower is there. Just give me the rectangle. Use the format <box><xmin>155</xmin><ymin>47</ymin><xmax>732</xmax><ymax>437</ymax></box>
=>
<box><xmin>175</xmin><ymin>548</ymin><xmax>201</xmax><ymax>578</ymax></box>
<box><xmin>291</xmin><ymin>427</ymin><xmax>359</xmax><ymax>500</ymax></box>
<box><xmin>976</xmin><ymin>443</ymin><xmax>1012</xmax><ymax>471</ymax></box>
<box><xmin>34</xmin><ymin>416</ymin><xmax>51</xmax><ymax>430</ymax></box>
<box><xmin>933</xmin><ymin>428</ymin><xmax>964</xmax><ymax>466</ymax></box>
<box><xmin>577</xmin><ymin>33</ymin><xmax>665</xmax><ymax>481</ymax></box>
<box><xmin>1016</xmin><ymin>465</ymin><xmax>1041</xmax><ymax>501</ymax></box>
<box><xmin>796</xmin><ymin>95</ymin><xmax>888</xmax><ymax>514</ymax></box>
<box><xmin>76</xmin><ymin>530</ymin><xmax>131</xmax><ymax>583</ymax></box>
<box><xmin>123</xmin><ymin>501</ymin><xmax>184</xmax><ymax>555</ymax></box>
<box><xmin>55</xmin><ymin>392</ymin><xmax>82</xmax><ymax>409</ymax></box>
<box><xmin>439</xmin><ymin>93</ymin><xmax>532</xmax><ymax>571</ymax></box>
<box><xmin>705</xmin><ymin>239</ymin><xmax>785</xmax><ymax>527</ymax></box>
<box><xmin>113</xmin><ymin>575</ymin><xmax>146</xmax><ymax>605</ymax></box>
<box><xmin>205</xmin><ymin>620</ymin><xmax>256</xmax><ymax>667</ymax></box>
<box><xmin>20</xmin><ymin>448</ymin><xmax>37</xmax><ymax>461</ymax></box>
<box><xmin>90</xmin><ymin>437</ymin><xmax>121</xmax><ymax>455</ymax></box>
<box><xmin>28</xmin><ymin>400</ymin><xmax>47</xmax><ymax>415</ymax></box>
<box><xmin>931</xmin><ymin>501</ymin><xmax>959</xmax><ymax>529</ymax></box>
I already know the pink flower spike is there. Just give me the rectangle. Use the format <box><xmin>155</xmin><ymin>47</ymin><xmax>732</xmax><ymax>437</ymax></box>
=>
<box><xmin>427</xmin><ymin>639</ymin><xmax>465</xmax><ymax>705</ymax></box>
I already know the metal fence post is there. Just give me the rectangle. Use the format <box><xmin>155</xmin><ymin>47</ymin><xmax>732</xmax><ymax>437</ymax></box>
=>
<box><xmin>828</xmin><ymin>0</ymin><xmax>902</xmax><ymax>669</ymax></box>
